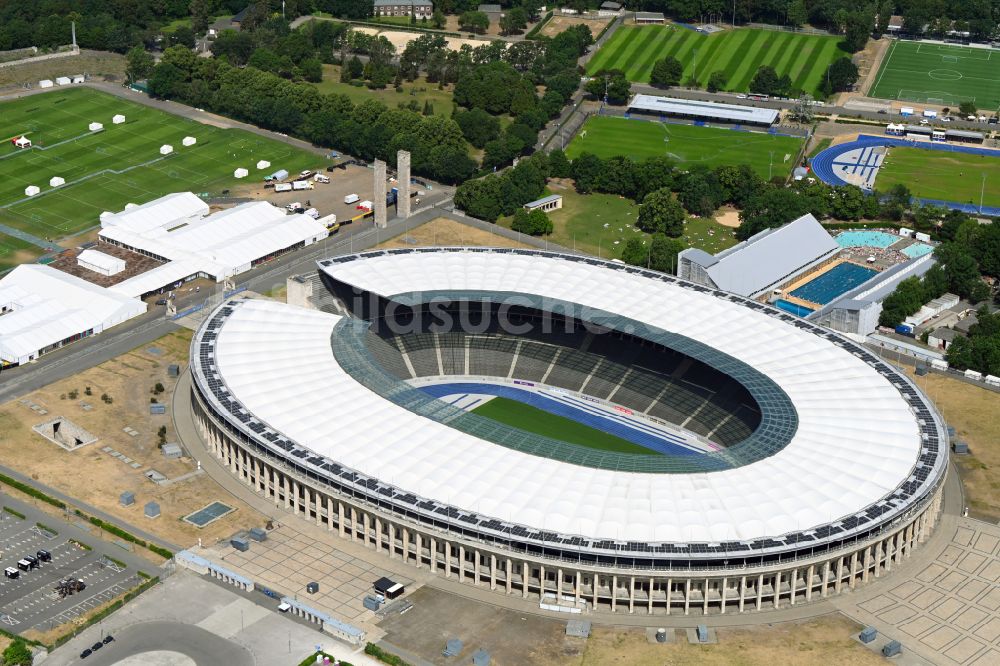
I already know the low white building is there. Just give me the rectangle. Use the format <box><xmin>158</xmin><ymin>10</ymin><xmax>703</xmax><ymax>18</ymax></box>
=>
<box><xmin>112</xmin><ymin>114</ymin><xmax>126</xmax><ymax>124</ymax></box>
<box><xmin>101</xmin><ymin>193</ymin><xmax>329</xmax><ymax>298</ymax></box>
<box><xmin>49</xmin><ymin>176</ymin><xmax>65</xmax><ymax>187</ymax></box>
<box><xmin>77</xmin><ymin>249</ymin><xmax>126</xmax><ymax>277</ymax></box>
<box><xmin>0</xmin><ymin>265</ymin><xmax>146</xmax><ymax>365</ymax></box>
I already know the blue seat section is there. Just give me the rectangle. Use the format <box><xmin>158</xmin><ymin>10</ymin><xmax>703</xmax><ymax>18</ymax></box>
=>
<box><xmin>418</xmin><ymin>382</ymin><xmax>700</xmax><ymax>456</ymax></box>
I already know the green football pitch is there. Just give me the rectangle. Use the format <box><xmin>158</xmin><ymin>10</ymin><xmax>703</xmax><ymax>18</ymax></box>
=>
<box><xmin>875</xmin><ymin>147</ymin><xmax>1000</xmax><ymax>209</ymax></box>
<box><xmin>586</xmin><ymin>25</ymin><xmax>850</xmax><ymax>98</ymax></box>
<box><xmin>0</xmin><ymin>88</ymin><xmax>318</xmax><ymax>239</ymax></box>
<box><xmin>471</xmin><ymin>397</ymin><xmax>655</xmax><ymax>454</ymax></box>
<box><xmin>868</xmin><ymin>40</ymin><xmax>1000</xmax><ymax>110</ymax></box>
<box><xmin>565</xmin><ymin>115</ymin><xmax>803</xmax><ymax>179</ymax></box>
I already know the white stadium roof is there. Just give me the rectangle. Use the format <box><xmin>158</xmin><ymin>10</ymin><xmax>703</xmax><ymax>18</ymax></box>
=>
<box><xmin>0</xmin><ymin>265</ymin><xmax>145</xmax><ymax>364</ymax></box>
<box><xmin>202</xmin><ymin>251</ymin><xmax>931</xmax><ymax>545</ymax></box>
<box><xmin>628</xmin><ymin>94</ymin><xmax>779</xmax><ymax>125</ymax></box>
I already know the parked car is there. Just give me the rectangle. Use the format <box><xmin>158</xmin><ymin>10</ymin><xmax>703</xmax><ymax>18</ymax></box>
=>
<box><xmin>80</xmin><ymin>648</ymin><xmax>92</xmax><ymax>659</ymax></box>
<box><xmin>91</xmin><ymin>641</ymin><xmax>103</xmax><ymax>651</ymax></box>
<box><xmin>299</xmin><ymin>170</ymin><xmax>313</xmax><ymax>178</ymax></box>
<box><xmin>103</xmin><ymin>635</ymin><xmax>114</xmax><ymax>645</ymax></box>
<box><xmin>155</xmin><ymin>298</ymin><xmax>167</xmax><ymax>306</ymax></box>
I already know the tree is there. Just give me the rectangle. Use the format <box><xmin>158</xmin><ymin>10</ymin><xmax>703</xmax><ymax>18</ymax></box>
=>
<box><xmin>168</xmin><ymin>26</ymin><xmax>196</xmax><ymax>49</ymax></box>
<box><xmin>959</xmin><ymin>100</ymin><xmax>978</xmax><ymax>116</ymax></box>
<box><xmin>512</xmin><ymin>208</ymin><xmax>553</xmax><ymax>235</ymax></box>
<box><xmin>548</xmin><ymin>149</ymin><xmax>571</xmax><ymax>178</ymax></box>
<box><xmin>707</xmin><ymin>70</ymin><xmax>727</xmax><ymax>93</ymax></box>
<box><xmin>737</xmin><ymin>187</ymin><xmax>813</xmax><ymax>239</ymax></box>
<box><xmin>500</xmin><ymin>8</ymin><xmax>529</xmax><ymax>35</ymax></box>
<box><xmin>298</xmin><ymin>57</ymin><xmax>323</xmax><ymax>82</ymax></box>
<box><xmin>2</xmin><ymin>637</ymin><xmax>32</xmax><ymax>666</ymax></box>
<box><xmin>346</xmin><ymin>55</ymin><xmax>364</xmax><ymax>79</ymax></box>
<box><xmin>622</xmin><ymin>234</ymin><xmax>684</xmax><ymax>273</ymax></box>
<box><xmin>787</xmin><ymin>0</ymin><xmax>808</xmax><ymax>27</ymax></box>
<box><xmin>125</xmin><ymin>46</ymin><xmax>154</xmax><ymax>84</ymax></box>
<box><xmin>212</xmin><ymin>30</ymin><xmax>255</xmax><ymax>66</ymax></box>
<box><xmin>454</xmin><ymin>108</ymin><xmax>501</xmax><ymax>148</ymax></box>
<box><xmin>823</xmin><ymin>57</ymin><xmax>859</xmax><ymax>96</ymax></box>
<box><xmin>431</xmin><ymin>10</ymin><xmax>446</xmax><ymax>29</ymax></box>
<box><xmin>650</xmin><ymin>56</ymin><xmax>683</xmax><ymax>88</ymax></box>
<box><xmin>459</xmin><ymin>11</ymin><xmax>490</xmax><ymax>34</ymax></box>
<box><xmin>571</xmin><ymin>152</ymin><xmax>603</xmax><ymax>193</ymax></box>
<box><xmin>191</xmin><ymin>0</ymin><xmax>211</xmax><ymax>34</ymax></box>
<box><xmin>584</xmin><ymin>70</ymin><xmax>630</xmax><ymax>105</ymax></box>
<box><xmin>842</xmin><ymin>11</ymin><xmax>872</xmax><ymax>53</ymax></box>
<box><xmin>749</xmin><ymin>65</ymin><xmax>790</xmax><ymax>97</ymax></box>
<box><xmin>636</xmin><ymin>188</ymin><xmax>685</xmax><ymax>236</ymax></box>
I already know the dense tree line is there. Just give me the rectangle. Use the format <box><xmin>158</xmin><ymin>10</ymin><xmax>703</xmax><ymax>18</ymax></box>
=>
<box><xmin>629</xmin><ymin>0</ymin><xmax>999</xmax><ymax>40</ymax></box>
<box><xmin>946</xmin><ymin>307</ymin><xmax>1000</xmax><ymax>376</ymax></box>
<box><xmin>148</xmin><ymin>45</ymin><xmax>476</xmax><ymax>182</ymax></box>
<box><xmin>454</xmin><ymin>153</ymin><xmax>548</xmax><ymax>221</ymax></box>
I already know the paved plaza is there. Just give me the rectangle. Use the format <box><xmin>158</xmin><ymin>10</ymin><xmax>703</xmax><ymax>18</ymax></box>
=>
<box><xmin>838</xmin><ymin>518</ymin><xmax>1000</xmax><ymax>666</ymax></box>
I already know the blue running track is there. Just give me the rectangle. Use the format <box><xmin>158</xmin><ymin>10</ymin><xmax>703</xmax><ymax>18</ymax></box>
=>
<box><xmin>419</xmin><ymin>383</ymin><xmax>703</xmax><ymax>456</ymax></box>
<box><xmin>811</xmin><ymin>134</ymin><xmax>1000</xmax><ymax>216</ymax></box>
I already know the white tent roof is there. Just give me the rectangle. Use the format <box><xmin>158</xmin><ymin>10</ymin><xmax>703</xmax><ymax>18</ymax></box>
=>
<box><xmin>202</xmin><ymin>252</ymin><xmax>929</xmax><ymax>544</ymax></box>
<box><xmin>0</xmin><ymin>265</ymin><xmax>145</xmax><ymax>363</ymax></box>
<box><xmin>77</xmin><ymin>249</ymin><xmax>125</xmax><ymax>273</ymax></box>
<box><xmin>100</xmin><ymin>194</ymin><xmax>327</xmax><ymax>291</ymax></box>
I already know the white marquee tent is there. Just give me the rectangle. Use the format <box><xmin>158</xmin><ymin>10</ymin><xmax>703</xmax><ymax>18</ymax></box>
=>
<box><xmin>77</xmin><ymin>249</ymin><xmax>126</xmax><ymax>277</ymax></box>
<box><xmin>256</xmin><ymin>160</ymin><xmax>271</xmax><ymax>170</ymax></box>
<box><xmin>38</xmin><ymin>79</ymin><xmax>53</xmax><ymax>88</ymax></box>
<box><xmin>0</xmin><ymin>265</ymin><xmax>145</xmax><ymax>366</ymax></box>
<box><xmin>89</xmin><ymin>122</ymin><xmax>103</xmax><ymax>132</ymax></box>
<box><xmin>160</xmin><ymin>145</ymin><xmax>173</xmax><ymax>155</ymax></box>
<box><xmin>13</xmin><ymin>136</ymin><xmax>31</xmax><ymax>149</ymax></box>
<box><xmin>182</xmin><ymin>136</ymin><xmax>196</xmax><ymax>147</ymax></box>
<box><xmin>234</xmin><ymin>168</ymin><xmax>249</xmax><ymax>179</ymax></box>
<box><xmin>112</xmin><ymin>114</ymin><xmax>126</xmax><ymax>124</ymax></box>
<box><xmin>56</xmin><ymin>76</ymin><xmax>71</xmax><ymax>86</ymax></box>
<box><xmin>49</xmin><ymin>176</ymin><xmax>65</xmax><ymax>187</ymax></box>
<box><xmin>24</xmin><ymin>185</ymin><xmax>39</xmax><ymax>197</ymax></box>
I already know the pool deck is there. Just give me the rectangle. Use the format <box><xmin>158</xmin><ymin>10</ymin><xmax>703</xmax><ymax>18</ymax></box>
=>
<box><xmin>778</xmin><ymin>258</ymin><xmax>880</xmax><ymax>310</ymax></box>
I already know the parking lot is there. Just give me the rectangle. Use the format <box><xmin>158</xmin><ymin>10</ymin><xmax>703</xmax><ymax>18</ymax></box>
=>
<box><xmin>0</xmin><ymin>499</ymin><xmax>147</xmax><ymax>635</ymax></box>
<box><xmin>234</xmin><ymin>163</ymin><xmax>445</xmax><ymax>229</ymax></box>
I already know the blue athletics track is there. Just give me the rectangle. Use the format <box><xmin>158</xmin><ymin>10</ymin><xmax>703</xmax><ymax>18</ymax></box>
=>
<box><xmin>810</xmin><ymin>134</ymin><xmax>1000</xmax><ymax>217</ymax></box>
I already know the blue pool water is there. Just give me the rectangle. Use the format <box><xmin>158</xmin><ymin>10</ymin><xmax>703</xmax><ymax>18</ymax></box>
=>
<box><xmin>835</xmin><ymin>230</ymin><xmax>899</xmax><ymax>249</ymax></box>
<box><xmin>791</xmin><ymin>263</ymin><xmax>878</xmax><ymax>305</ymax></box>
<box><xmin>902</xmin><ymin>243</ymin><xmax>934</xmax><ymax>259</ymax></box>
<box><xmin>774</xmin><ymin>299</ymin><xmax>815</xmax><ymax>316</ymax></box>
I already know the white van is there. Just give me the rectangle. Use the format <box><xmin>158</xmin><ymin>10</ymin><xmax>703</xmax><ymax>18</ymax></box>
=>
<box><xmin>286</xmin><ymin>202</ymin><xmax>302</xmax><ymax>211</ymax></box>
<box><xmin>313</xmin><ymin>174</ymin><xmax>330</xmax><ymax>184</ymax></box>
<box><xmin>344</xmin><ymin>193</ymin><xmax>360</xmax><ymax>204</ymax></box>
<box><xmin>304</xmin><ymin>208</ymin><xmax>320</xmax><ymax>219</ymax></box>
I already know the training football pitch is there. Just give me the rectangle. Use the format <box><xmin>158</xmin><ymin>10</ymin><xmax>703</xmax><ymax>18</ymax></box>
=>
<box><xmin>565</xmin><ymin>115</ymin><xmax>803</xmax><ymax>179</ymax></box>
<box><xmin>471</xmin><ymin>397</ymin><xmax>653</xmax><ymax>454</ymax></box>
<box><xmin>875</xmin><ymin>146</ymin><xmax>1000</xmax><ymax>208</ymax></box>
<box><xmin>869</xmin><ymin>40</ymin><xmax>1000</xmax><ymax>109</ymax></box>
<box><xmin>0</xmin><ymin>88</ymin><xmax>317</xmax><ymax>239</ymax></box>
<box><xmin>586</xmin><ymin>25</ymin><xmax>850</xmax><ymax>97</ymax></box>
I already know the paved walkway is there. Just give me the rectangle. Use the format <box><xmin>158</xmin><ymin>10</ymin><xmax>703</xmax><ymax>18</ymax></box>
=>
<box><xmin>0</xmin><ymin>220</ymin><xmax>61</xmax><ymax>252</ymax></box>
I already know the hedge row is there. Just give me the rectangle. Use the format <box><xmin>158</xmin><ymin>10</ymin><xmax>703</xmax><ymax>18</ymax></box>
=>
<box><xmin>524</xmin><ymin>10</ymin><xmax>553</xmax><ymax>40</ymax></box>
<box><xmin>298</xmin><ymin>652</ymin><xmax>354</xmax><ymax>666</ymax></box>
<box><xmin>0</xmin><ymin>472</ymin><xmax>66</xmax><ymax>509</ymax></box>
<box><xmin>2</xmin><ymin>506</ymin><xmax>25</xmax><ymax>519</ymax></box>
<box><xmin>87</xmin><ymin>516</ymin><xmax>174</xmax><ymax>559</ymax></box>
<box><xmin>365</xmin><ymin>643</ymin><xmax>413</xmax><ymax>666</ymax></box>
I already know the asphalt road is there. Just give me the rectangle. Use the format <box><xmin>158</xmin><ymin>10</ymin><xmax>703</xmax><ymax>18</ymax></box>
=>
<box><xmin>69</xmin><ymin>620</ymin><xmax>253</xmax><ymax>666</ymax></box>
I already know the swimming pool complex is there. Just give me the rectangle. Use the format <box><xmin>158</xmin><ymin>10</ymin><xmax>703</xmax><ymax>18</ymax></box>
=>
<box><xmin>790</xmin><ymin>262</ymin><xmax>878</xmax><ymax>306</ymax></box>
<box><xmin>901</xmin><ymin>243</ymin><xmax>934</xmax><ymax>258</ymax></box>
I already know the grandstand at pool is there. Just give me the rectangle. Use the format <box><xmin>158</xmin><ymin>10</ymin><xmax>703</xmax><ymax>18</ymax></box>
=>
<box><xmin>790</xmin><ymin>261</ymin><xmax>879</xmax><ymax>306</ymax></box>
<box><xmin>836</xmin><ymin>230</ymin><xmax>899</xmax><ymax>249</ymax></box>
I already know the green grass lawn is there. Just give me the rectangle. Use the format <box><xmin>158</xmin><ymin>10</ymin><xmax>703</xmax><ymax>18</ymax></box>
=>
<box><xmin>869</xmin><ymin>40</ymin><xmax>1000</xmax><ymax>109</ymax></box>
<box><xmin>471</xmin><ymin>396</ymin><xmax>655</xmax><ymax>454</ymax></box>
<box><xmin>0</xmin><ymin>233</ymin><xmax>41</xmax><ymax>273</ymax></box>
<box><xmin>0</xmin><ymin>87</ymin><xmax>318</xmax><ymax>240</ymax></box>
<box><xmin>503</xmin><ymin>187</ymin><xmax>736</xmax><ymax>258</ymax></box>
<box><xmin>314</xmin><ymin>65</ymin><xmax>454</xmax><ymax>116</ymax></box>
<box><xmin>586</xmin><ymin>25</ymin><xmax>850</xmax><ymax>98</ymax></box>
<box><xmin>566</xmin><ymin>115</ymin><xmax>803</xmax><ymax>180</ymax></box>
<box><xmin>875</xmin><ymin>147</ymin><xmax>1000</xmax><ymax>208</ymax></box>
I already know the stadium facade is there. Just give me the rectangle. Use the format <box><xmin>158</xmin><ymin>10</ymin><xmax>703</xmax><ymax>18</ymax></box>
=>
<box><xmin>189</xmin><ymin>249</ymin><xmax>947</xmax><ymax>615</ymax></box>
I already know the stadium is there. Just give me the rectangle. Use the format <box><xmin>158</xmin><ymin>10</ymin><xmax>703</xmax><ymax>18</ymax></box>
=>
<box><xmin>189</xmin><ymin>248</ymin><xmax>947</xmax><ymax>615</ymax></box>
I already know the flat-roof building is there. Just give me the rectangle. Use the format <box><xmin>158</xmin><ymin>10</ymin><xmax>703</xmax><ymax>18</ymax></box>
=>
<box><xmin>678</xmin><ymin>213</ymin><xmax>838</xmax><ymax>299</ymax></box>
<box><xmin>77</xmin><ymin>249</ymin><xmax>126</xmax><ymax>277</ymax></box>
<box><xmin>627</xmin><ymin>94</ymin><xmax>778</xmax><ymax>126</ymax></box>
<box><xmin>634</xmin><ymin>12</ymin><xmax>665</xmax><ymax>24</ymax></box>
<box><xmin>523</xmin><ymin>194</ymin><xmax>562</xmax><ymax>212</ymax></box>
<box><xmin>0</xmin><ymin>265</ymin><xmax>146</xmax><ymax>365</ymax></box>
